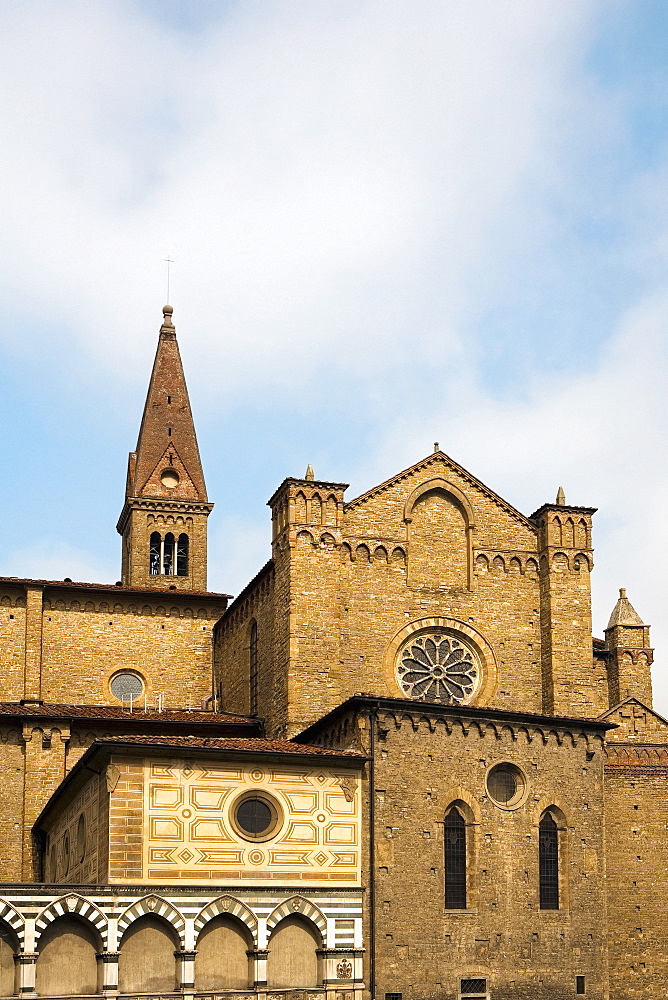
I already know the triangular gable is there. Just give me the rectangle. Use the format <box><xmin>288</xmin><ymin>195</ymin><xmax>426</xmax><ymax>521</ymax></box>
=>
<box><xmin>346</xmin><ymin>450</ymin><xmax>535</xmax><ymax>529</ymax></box>
<box><xmin>138</xmin><ymin>443</ymin><xmax>203</xmax><ymax>501</ymax></box>
<box><xmin>599</xmin><ymin>697</ymin><xmax>668</xmax><ymax>743</ymax></box>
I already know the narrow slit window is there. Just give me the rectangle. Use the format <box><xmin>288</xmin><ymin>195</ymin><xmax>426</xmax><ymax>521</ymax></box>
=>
<box><xmin>445</xmin><ymin>806</ymin><xmax>467</xmax><ymax>909</ymax></box>
<box><xmin>539</xmin><ymin>811</ymin><xmax>559</xmax><ymax>909</ymax></box>
<box><xmin>249</xmin><ymin>620</ymin><xmax>259</xmax><ymax>715</ymax></box>
<box><xmin>576</xmin><ymin>976</ymin><xmax>585</xmax><ymax>995</ymax></box>
<box><xmin>149</xmin><ymin>532</ymin><xmax>161</xmax><ymax>575</ymax></box>
<box><xmin>177</xmin><ymin>533</ymin><xmax>189</xmax><ymax>576</ymax></box>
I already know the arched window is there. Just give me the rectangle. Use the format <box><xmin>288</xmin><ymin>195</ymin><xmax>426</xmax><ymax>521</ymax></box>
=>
<box><xmin>177</xmin><ymin>534</ymin><xmax>189</xmax><ymax>576</ymax></box>
<box><xmin>163</xmin><ymin>533</ymin><xmax>175</xmax><ymax>576</ymax></box>
<box><xmin>444</xmin><ymin>806</ymin><xmax>466</xmax><ymax>909</ymax></box>
<box><xmin>539</xmin><ymin>812</ymin><xmax>559</xmax><ymax>909</ymax></box>
<box><xmin>149</xmin><ymin>532</ymin><xmax>161</xmax><ymax>576</ymax></box>
<box><xmin>249</xmin><ymin>620</ymin><xmax>258</xmax><ymax>715</ymax></box>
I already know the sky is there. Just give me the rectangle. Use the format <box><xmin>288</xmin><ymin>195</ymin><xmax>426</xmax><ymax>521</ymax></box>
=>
<box><xmin>1</xmin><ymin>0</ymin><xmax>668</xmax><ymax>711</ymax></box>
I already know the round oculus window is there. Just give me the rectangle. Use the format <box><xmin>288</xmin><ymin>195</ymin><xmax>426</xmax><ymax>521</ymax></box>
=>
<box><xmin>395</xmin><ymin>630</ymin><xmax>481</xmax><ymax>705</ymax></box>
<box><xmin>110</xmin><ymin>671</ymin><xmax>144</xmax><ymax>702</ymax></box>
<box><xmin>230</xmin><ymin>792</ymin><xmax>281</xmax><ymax>842</ymax></box>
<box><xmin>160</xmin><ymin>468</ymin><xmax>180</xmax><ymax>488</ymax></box>
<box><xmin>486</xmin><ymin>763</ymin><xmax>527</xmax><ymax>809</ymax></box>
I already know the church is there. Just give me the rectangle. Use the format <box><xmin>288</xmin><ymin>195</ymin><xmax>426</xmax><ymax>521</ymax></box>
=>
<box><xmin>0</xmin><ymin>305</ymin><xmax>666</xmax><ymax>1000</ymax></box>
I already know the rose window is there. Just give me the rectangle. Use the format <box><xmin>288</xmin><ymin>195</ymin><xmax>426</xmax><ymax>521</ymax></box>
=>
<box><xmin>396</xmin><ymin>632</ymin><xmax>480</xmax><ymax>704</ymax></box>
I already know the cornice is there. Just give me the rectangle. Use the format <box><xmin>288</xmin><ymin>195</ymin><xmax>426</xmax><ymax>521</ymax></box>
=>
<box><xmin>116</xmin><ymin>497</ymin><xmax>214</xmax><ymax>533</ymax></box>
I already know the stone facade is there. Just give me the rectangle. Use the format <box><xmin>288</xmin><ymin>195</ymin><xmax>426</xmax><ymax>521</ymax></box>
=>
<box><xmin>0</xmin><ymin>305</ymin><xmax>666</xmax><ymax>1000</ymax></box>
<box><xmin>301</xmin><ymin>698</ymin><xmax>609</xmax><ymax>1000</ymax></box>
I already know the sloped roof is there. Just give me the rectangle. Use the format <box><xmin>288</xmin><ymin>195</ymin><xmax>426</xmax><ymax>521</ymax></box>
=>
<box><xmin>606</xmin><ymin>588</ymin><xmax>645</xmax><ymax>628</ymax></box>
<box><xmin>0</xmin><ymin>575</ymin><xmax>230</xmax><ymax>598</ymax></box>
<box><xmin>0</xmin><ymin>701</ymin><xmax>256</xmax><ymax>726</ymax></box>
<box><xmin>99</xmin><ymin>734</ymin><xmax>365</xmax><ymax>757</ymax></box>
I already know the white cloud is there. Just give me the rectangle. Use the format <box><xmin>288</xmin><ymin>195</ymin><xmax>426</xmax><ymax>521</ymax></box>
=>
<box><xmin>0</xmin><ymin>0</ymin><xmax>602</xmax><ymax>391</ymax></box>
<box><xmin>360</xmin><ymin>289</ymin><xmax>668</xmax><ymax>710</ymax></box>
<box><xmin>3</xmin><ymin>1</ymin><xmax>667</xmax><ymax>717</ymax></box>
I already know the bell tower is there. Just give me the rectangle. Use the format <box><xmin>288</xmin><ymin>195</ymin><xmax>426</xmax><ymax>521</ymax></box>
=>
<box><xmin>117</xmin><ymin>305</ymin><xmax>213</xmax><ymax>591</ymax></box>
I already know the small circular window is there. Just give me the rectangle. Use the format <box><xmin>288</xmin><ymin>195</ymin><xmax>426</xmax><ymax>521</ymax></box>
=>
<box><xmin>160</xmin><ymin>468</ymin><xmax>180</xmax><ymax>488</ymax></box>
<box><xmin>110</xmin><ymin>671</ymin><xmax>144</xmax><ymax>703</ymax></box>
<box><xmin>486</xmin><ymin>763</ymin><xmax>527</xmax><ymax>810</ymax></box>
<box><xmin>230</xmin><ymin>792</ymin><xmax>282</xmax><ymax>842</ymax></box>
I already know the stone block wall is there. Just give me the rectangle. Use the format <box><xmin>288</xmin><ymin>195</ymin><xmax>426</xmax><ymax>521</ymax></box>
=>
<box><xmin>302</xmin><ymin>699</ymin><xmax>609</xmax><ymax>1000</ymax></box>
<box><xmin>0</xmin><ymin>580</ymin><xmax>225</xmax><ymax>709</ymax></box>
<box><xmin>217</xmin><ymin>455</ymin><xmax>604</xmax><ymax>738</ymax></box>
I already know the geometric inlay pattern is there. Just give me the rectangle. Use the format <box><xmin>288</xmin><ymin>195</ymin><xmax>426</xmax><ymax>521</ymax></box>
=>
<box><xmin>143</xmin><ymin>761</ymin><xmax>361</xmax><ymax>886</ymax></box>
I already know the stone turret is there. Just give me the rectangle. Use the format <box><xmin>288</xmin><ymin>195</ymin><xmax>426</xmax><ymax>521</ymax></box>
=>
<box><xmin>605</xmin><ymin>588</ymin><xmax>653</xmax><ymax>706</ymax></box>
<box><xmin>531</xmin><ymin>495</ymin><xmax>598</xmax><ymax>716</ymax></box>
<box><xmin>117</xmin><ymin>305</ymin><xmax>213</xmax><ymax>590</ymax></box>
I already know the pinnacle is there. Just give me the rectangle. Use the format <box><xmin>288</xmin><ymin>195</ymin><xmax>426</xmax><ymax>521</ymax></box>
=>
<box><xmin>556</xmin><ymin>486</ymin><xmax>566</xmax><ymax>506</ymax></box>
<box><xmin>607</xmin><ymin>588</ymin><xmax>645</xmax><ymax>629</ymax></box>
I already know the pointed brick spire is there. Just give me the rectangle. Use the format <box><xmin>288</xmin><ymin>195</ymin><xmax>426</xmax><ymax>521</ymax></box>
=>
<box><xmin>128</xmin><ymin>305</ymin><xmax>207</xmax><ymax>502</ymax></box>
<box><xmin>118</xmin><ymin>305</ymin><xmax>213</xmax><ymax>590</ymax></box>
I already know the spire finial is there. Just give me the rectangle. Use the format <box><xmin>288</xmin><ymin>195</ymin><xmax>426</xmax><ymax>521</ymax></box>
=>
<box><xmin>556</xmin><ymin>486</ymin><xmax>566</xmax><ymax>506</ymax></box>
<box><xmin>620</xmin><ymin>587</ymin><xmax>626</xmax><ymax>599</ymax></box>
<box><xmin>434</xmin><ymin>441</ymin><xmax>440</xmax><ymax>453</ymax></box>
<box><xmin>160</xmin><ymin>304</ymin><xmax>175</xmax><ymax>335</ymax></box>
<box><xmin>305</xmin><ymin>464</ymin><xmax>315</xmax><ymax>481</ymax></box>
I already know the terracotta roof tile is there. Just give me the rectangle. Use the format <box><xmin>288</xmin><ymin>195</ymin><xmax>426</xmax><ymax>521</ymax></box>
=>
<box><xmin>99</xmin><ymin>734</ymin><xmax>365</xmax><ymax>758</ymax></box>
<box><xmin>0</xmin><ymin>575</ymin><xmax>230</xmax><ymax>598</ymax></box>
<box><xmin>0</xmin><ymin>702</ymin><xmax>256</xmax><ymax>726</ymax></box>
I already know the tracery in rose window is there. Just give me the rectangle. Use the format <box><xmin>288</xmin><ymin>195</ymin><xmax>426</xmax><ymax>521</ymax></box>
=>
<box><xmin>396</xmin><ymin>632</ymin><xmax>480</xmax><ymax>704</ymax></box>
